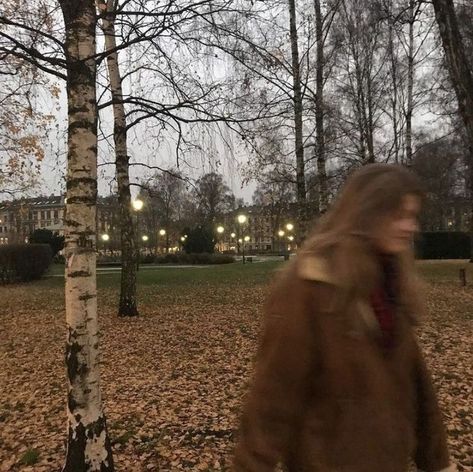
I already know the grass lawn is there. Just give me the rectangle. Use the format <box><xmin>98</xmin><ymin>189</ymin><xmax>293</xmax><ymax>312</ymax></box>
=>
<box><xmin>0</xmin><ymin>260</ymin><xmax>472</xmax><ymax>471</ymax></box>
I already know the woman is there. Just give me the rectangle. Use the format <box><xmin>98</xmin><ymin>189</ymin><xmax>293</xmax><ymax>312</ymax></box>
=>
<box><xmin>234</xmin><ymin>164</ymin><xmax>455</xmax><ymax>472</ymax></box>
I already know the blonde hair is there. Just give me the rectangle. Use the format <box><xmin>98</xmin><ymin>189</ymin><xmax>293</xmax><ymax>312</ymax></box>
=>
<box><xmin>301</xmin><ymin>164</ymin><xmax>424</xmax><ymax>317</ymax></box>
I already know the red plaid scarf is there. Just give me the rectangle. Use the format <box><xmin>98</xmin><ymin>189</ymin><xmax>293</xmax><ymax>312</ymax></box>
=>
<box><xmin>370</xmin><ymin>256</ymin><xmax>398</xmax><ymax>350</ymax></box>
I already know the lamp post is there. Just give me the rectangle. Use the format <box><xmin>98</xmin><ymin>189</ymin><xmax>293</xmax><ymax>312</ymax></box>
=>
<box><xmin>132</xmin><ymin>198</ymin><xmax>144</xmax><ymax>269</ymax></box>
<box><xmin>237</xmin><ymin>214</ymin><xmax>247</xmax><ymax>263</ymax></box>
<box><xmin>288</xmin><ymin>235</ymin><xmax>294</xmax><ymax>257</ymax></box>
<box><xmin>142</xmin><ymin>235</ymin><xmax>149</xmax><ymax>257</ymax></box>
<box><xmin>101</xmin><ymin>233</ymin><xmax>110</xmax><ymax>256</ymax></box>
<box><xmin>278</xmin><ymin>229</ymin><xmax>285</xmax><ymax>254</ymax></box>
<box><xmin>216</xmin><ymin>225</ymin><xmax>224</xmax><ymax>252</ymax></box>
<box><xmin>159</xmin><ymin>228</ymin><xmax>166</xmax><ymax>254</ymax></box>
<box><xmin>244</xmin><ymin>235</ymin><xmax>250</xmax><ymax>263</ymax></box>
<box><xmin>285</xmin><ymin>223</ymin><xmax>294</xmax><ymax>258</ymax></box>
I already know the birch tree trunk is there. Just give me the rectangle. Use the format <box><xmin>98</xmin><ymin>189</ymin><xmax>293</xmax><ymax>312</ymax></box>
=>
<box><xmin>314</xmin><ymin>0</ymin><xmax>328</xmax><ymax>213</ymax></box>
<box><xmin>59</xmin><ymin>0</ymin><xmax>114</xmax><ymax>470</ymax></box>
<box><xmin>431</xmin><ymin>0</ymin><xmax>473</xmax><ymax>259</ymax></box>
<box><xmin>98</xmin><ymin>0</ymin><xmax>138</xmax><ymax>316</ymax></box>
<box><xmin>288</xmin><ymin>0</ymin><xmax>307</xmax><ymax>238</ymax></box>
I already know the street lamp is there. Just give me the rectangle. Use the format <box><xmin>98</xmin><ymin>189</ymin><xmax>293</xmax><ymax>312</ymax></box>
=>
<box><xmin>101</xmin><ymin>233</ymin><xmax>110</xmax><ymax>255</ymax></box>
<box><xmin>141</xmin><ymin>235</ymin><xmax>149</xmax><ymax>257</ymax></box>
<box><xmin>132</xmin><ymin>199</ymin><xmax>144</xmax><ymax>211</ymax></box>
<box><xmin>286</xmin><ymin>223</ymin><xmax>294</xmax><ymax>232</ymax></box>
<box><xmin>277</xmin><ymin>230</ymin><xmax>285</xmax><ymax>254</ymax></box>
<box><xmin>132</xmin><ymin>198</ymin><xmax>144</xmax><ymax>269</ymax></box>
<box><xmin>237</xmin><ymin>214</ymin><xmax>247</xmax><ymax>225</ymax></box>
<box><xmin>158</xmin><ymin>229</ymin><xmax>166</xmax><ymax>254</ymax></box>
<box><xmin>216</xmin><ymin>225</ymin><xmax>225</xmax><ymax>252</ymax></box>
<box><xmin>237</xmin><ymin>214</ymin><xmax>247</xmax><ymax>263</ymax></box>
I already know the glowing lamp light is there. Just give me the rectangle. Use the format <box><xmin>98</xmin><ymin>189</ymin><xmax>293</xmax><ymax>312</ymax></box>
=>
<box><xmin>237</xmin><ymin>214</ymin><xmax>247</xmax><ymax>224</ymax></box>
<box><xmin>132</xmin><ymin>199</ymin><xmax>144</xmax><ymax>211</ymax></box>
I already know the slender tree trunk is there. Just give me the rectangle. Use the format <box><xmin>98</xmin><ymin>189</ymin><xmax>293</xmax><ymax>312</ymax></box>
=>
<box><xmin>59</xmin><ymin>0</ymin><xmax>114</xmax><ymax>470</ymax></box>
<box><xmin>314</xmin><ymin>0</ymin><xmax>328</xmax><ymax>213</ymax></box>
<box><xmin>405</xmin><ymin>0</ymin><xmax>415</xmax><ymax>166</ymax></box>
<box><xmin>431</xmin><ymin>0</ymin><xmax>473</xmax><ymax>259</ymax></box>
<box><xmin>288</xmin><ymin>0</ymin><xmax>307</xmax><ymax>238</ymax></box>
<box><xmin>366</xmin><ymin>75</ymin><xmax>375</xmax><ymax>163</ymax></box>
<box><xmin>387</xmin><ymin>15</ymin><xmax>400</xmax><ymax>163</ymax></box>
<box><xmin>98</xmin><ymin>0</ymin><xmax>138</xmax><ymax>316</ymax></box>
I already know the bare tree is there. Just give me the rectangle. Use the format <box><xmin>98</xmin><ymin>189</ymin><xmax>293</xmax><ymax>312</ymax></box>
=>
<box><xmin>193</xmin><ymin>172</ymin><xmax>235</xmax><ymax>223</ymax></box>
<box><xmin>252</xmin><ymin>170</ymin><xmax>295</xmax><ymax>249</ymax></box>
<box><xmin>431</xmin><ymin>0</ymin><xmax>473</xmax><ymax>256</ymax></box>
<box><xmin>97</xmin><ymin>0</ymin><xmax>138</xmax><ymax>316</ymax></box>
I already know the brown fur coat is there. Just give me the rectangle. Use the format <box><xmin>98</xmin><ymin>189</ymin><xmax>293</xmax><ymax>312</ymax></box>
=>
<box><xmin>233</xmin><ymin>254</ymin><xmax>451</xmax><ymax>472</ymax></box>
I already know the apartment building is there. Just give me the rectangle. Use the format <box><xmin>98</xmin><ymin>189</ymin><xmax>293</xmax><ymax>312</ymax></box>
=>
<box><xmin>0</xmin><ymin>195</ymin><xmax>117</xmax><ymax>245</ymax></box>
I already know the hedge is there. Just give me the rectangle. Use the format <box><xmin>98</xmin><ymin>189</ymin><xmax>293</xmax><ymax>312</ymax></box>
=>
<box><xmin>415</xmin><ymin>232</ymin><xmax>471</xmax><ymax>260</ymax></box>
<box><xmin>97</xmin><ymin>253</ymin><xmax>235</xmax><ymax>265</ymax></box>
<box><xmin>145</xmin><ymin>253</ymin><xmax>235</xmax><ymax>265</ymax></box>
<box><xmin>0</xmin><ymin>244</ymin><xmax>52</xmax><ymax>283</ymax></box>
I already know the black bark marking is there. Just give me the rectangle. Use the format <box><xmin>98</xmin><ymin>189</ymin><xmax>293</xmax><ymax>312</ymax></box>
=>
<box><xmin>66</xmin><ymin>340</ymin><xmax>82</xmax><ymax>383</ymax></box>
<box><xmin>62</xmin><ymin>415</ymin><xmax>114</xmax><ymax>472</ymax></box>
<box><xmin>69</xmin><ymin>270</ymin><xmax>90</xmax><ymax>278</ymax></box>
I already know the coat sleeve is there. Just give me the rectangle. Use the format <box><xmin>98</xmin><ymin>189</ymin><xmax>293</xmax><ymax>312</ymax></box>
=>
<box><xmin>413</xmin><ymin>342</ymin><xmax>452</xmax><ymax>472</ymax></box>
<box><xmin>233</xmin><ymin>276</ymin><xmax>322</xmax><ymax>472</ymax></box>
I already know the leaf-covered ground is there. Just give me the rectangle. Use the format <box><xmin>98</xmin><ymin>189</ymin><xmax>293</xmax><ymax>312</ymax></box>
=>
<box><xmin>0</xmin><ymin>261</ymin><xmax>472</xmax><ymax>471</ymax></box>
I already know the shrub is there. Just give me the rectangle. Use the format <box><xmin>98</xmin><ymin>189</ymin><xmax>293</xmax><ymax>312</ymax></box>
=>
<box><xmin>140</xmin><ymin>254</ymin><xmax>155</xmax><ymax>264</ymax></box>
<box><xmin>415</xmin><ymin>232</ymin><xmax>471</xmax><ymax>259</ymax></box>
<box><xmin>29</xmin><ymin>229</ymin><xmax>65</xmax><ymax>257</ymax></box>
<box><xmin>0</xmin><ymin>244</ymin><xmax>52</xmax><ymax>284</ymax></box>
<box><xmin>53</xmin><ymin>254</ymin><xmax>66</xmax><ymax>264</ymax></box>
<box><xmin>187</xmin><ymin>253</ymin><xmax>234</xmax><ymax>264</ymax></box>
<box><xmin>154</xmin><ymin>253</ymin><xmax>234</xmax><ymax>265</ymax></box>
<box><xmin>182</xmin><ymin>226</ymin><xmax>215</xmax><ymax>254</ymax></box>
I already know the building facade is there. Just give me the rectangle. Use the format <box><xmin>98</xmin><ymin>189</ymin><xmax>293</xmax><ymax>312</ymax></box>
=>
<box><xmin>0</xmin><ymin>195</ymin><xmax>117</xmax><ymax>246</ymax></box>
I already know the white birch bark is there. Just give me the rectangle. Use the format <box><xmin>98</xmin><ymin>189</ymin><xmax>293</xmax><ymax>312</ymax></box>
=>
<box><xmin>60</xmin><ymin>0</ymin><xmax>114</xmax><ymax>470</ymax></box>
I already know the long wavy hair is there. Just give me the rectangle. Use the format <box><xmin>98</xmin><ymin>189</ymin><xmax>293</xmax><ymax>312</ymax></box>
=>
<box><xmin>301</xmin><ymin>164</ymin><xmax>425</xmax><ymax>317</ymax></box>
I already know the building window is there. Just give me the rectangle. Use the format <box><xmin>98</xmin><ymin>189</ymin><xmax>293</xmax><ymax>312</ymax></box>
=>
<box><xmin>54</xmin><ymin>210</ymin><xmax>59</xmax><ymax>219</ymax></box>
<box><xmin>41</xmin><ymin>211</ymin><xmax>45</xmax><ymax>220</ymax></box>
<box><xmin>47</xmin><ymin>210</ymin><xmax>51</xmax><ymax>219</ymax></box>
